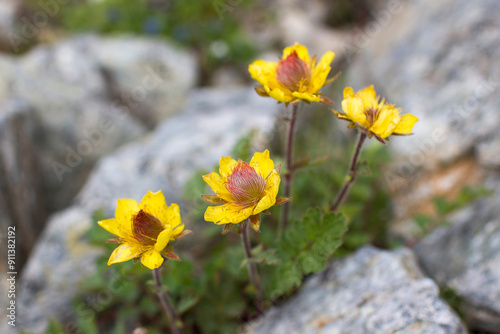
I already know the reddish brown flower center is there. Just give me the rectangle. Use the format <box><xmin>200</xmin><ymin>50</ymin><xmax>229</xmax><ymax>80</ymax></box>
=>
<box><xmin>276</xmin><ymin>51</ymin><xmax>311</xmax><ymax>92</ymax></box>
<box><xmin>226</xmin><ymin>162</ymin><xmax>266</xmax><ymax>208</ymax></box>
<box><xmin>132</xmin><ymin>210</ymin><xmax>163</xmax><ymax>245</ymax></box>
<box><xmin>364</xmin><ymin>107</ymin><xmax>381</xmax><ymax>126</ymax></box>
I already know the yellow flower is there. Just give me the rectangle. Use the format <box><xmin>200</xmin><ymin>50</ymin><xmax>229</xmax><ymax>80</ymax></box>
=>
<box><xmin>98</xmin><ymin>190</ymin><xmax>192</xmax><ymax>270</ymax></box>
<box><xmin>331</xmin><ymin>85</ymin><xmax>418</xmax><ymax>143</ymax></box>
<box><xmin>249</xmin><ymin>43</ymin><xmax>335</xmax><ymax>105</ymax></box>
<box><xmin>202</xmin><ymin>150</ymin><xmax>290</xmax><ymax>233</ymax></box>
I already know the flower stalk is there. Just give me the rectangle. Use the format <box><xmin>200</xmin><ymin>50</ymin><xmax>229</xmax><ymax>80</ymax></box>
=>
<box><xmin>241</xmin><ymin>219</ymin><xmax>263</xmax><ymax>308</ymax></box>
<box><xmin>152</xmin><ymin>268</ymin><xmax>182</xmax><ymax>334</ymax></box>
<box><xmin>330</xmin><ymin>132</ymin><xmax>367</xmax><ymax>212</ymax></box>
<box><xmin>279</xmin><ymin>102</ymin><xmax>299</xmax><ymax>235</ymax></box>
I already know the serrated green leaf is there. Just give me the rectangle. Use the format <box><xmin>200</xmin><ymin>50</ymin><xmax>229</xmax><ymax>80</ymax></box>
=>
<box><xmin>298</xmin><ymin>252</ymin><xmax>323</xmax><ymax>274</ymax></box>
<box><xmin>302</xmin><ymin>208</ymin><xmax>323</xmax><ymax>239</ymax></box>
<box><xmin>322</xmin><ymin>212</ymin><xmax>347</xmax><ymax>236</ymax></box>
<box><xmin>269</xmin><ymin>262</ymin><xmax>302</xmax><ymax>298</ymax></box>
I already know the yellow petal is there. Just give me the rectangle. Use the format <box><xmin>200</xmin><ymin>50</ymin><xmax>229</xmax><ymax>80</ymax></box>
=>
<box><xmin>107</xmin><ymin>243</ymin><xmax>145</xmax><ymax>265</ymax></box>
<box><xmin>205</xmin><ymin>203</ymin><xmax>253</xmax><ymax>225</ymax></box>
<box><xmin>310</xmin><ymin>51</ymin><xmax>335</xmax><ymax>93</ymax></box>
<box><xmin>219</xmin><ymin>156</ymin><xmax>238</xmax><ymax>178</ymax></box>
<box><xmin>165</xmin><ymin>203</ymin><xmax>183</xmax><ymax>238</ymax></box>
<box><xmin>98</xmin><ymin>218</ymin><xmax>122</xmax><ymax>238</ymax></box>
<box><xmin>357</xmin><ymin>85</ymin><xmax>378</xmax><ymax>110</ymax></box>
<box><xmin>154</xmin><ymin>229</ymin><xmax>172</xmax><ymax>252</ymax></box>
<box><xmin>267</xmin><ymin>86</ymin><xmax>294</xmax><ymax>103</ymax></box>
<box><xmin>253</xmin><ymin>171</ymin><xmax>280</xmax><ymax>214</ymax></box>
<box><xmin>393</xmin><ymin>114</ymin><xmax>419</xmax><ymax>135</ymax></box>
<box><xmin>141</xmin><ymin>249</ymin><xmax>164</xmax><ymax>270</ymax></box>
<box><xmin>291</xmin><ymin>91</ymin><xmax>322</xmax><ymax>103</ymax></box>
<box><xmin>343</xmin><ymin>87</ymin><xmax>355</xmax><ymax>99</ymax></box>
<box><xmin>115</xmin><ymin>198</ymin><xmax>139</xmax><ymax>235</ymax></box>
<box><xmin>139</xmin><ymin>190</ymin><xmax>169</xmax><ymax>225</ymax></box>
<box><xmin>172</xmin><ymin>221</ymin><xmax>185</xmax><ymax>238</ymax></box>
<box><xmin>282</xmin><ymin>43</ymin><xmax>311</xmax><ymax>64</ymax></box>
<box><xmin>202</xmin><ymin>172</ymin><xmax>233</xmax><ymax>202</ymax></box>
<box><xmin>370</xmin><ymin>106</ymin><xmax>400</xmax><ymax>138</ymax></box>
<box><xmin>341</xmin><ymin>96</ymin><xmax>367</xmax><ymax>127</ymax></box>
<box><xmin>249</xmin><ymin>60</ymin><xmax>277</xmax><ymax>88</ymax></box>
<box><xmin>250</xmin><ymin>150</ymin><xmax>274</xmax><ymax>179</ymax></box>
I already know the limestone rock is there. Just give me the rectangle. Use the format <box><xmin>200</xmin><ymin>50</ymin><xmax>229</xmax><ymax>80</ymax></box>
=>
<box><xmin>242</xmin><ymin>246</ymin><xmax>467</xmax><ymax>334</ymax></box>
<box><xmin>344</xmin><ymin>0</ymin><xmax>500</xmax><ymax>237</ymax></box>
<box><xmin>76</xmin><ymin>86</ymin><xmax>280</xmax><ymax>216</ymax></box>
<box><xmin>11</xmin><ymin>207</ymin><xmax>100</xmax><ymax>334</ymax></box>
<box><xmin>0</xmin><ymin>100</ymin><xmax>47</xmax><ymax>309</ymax></box>
<box><xmin>415</xmin><ymin>176</ymin><xmax>500</xmax><ymax>333</ymax></box>
<box><xmin>0</xmin><ymin>34</ymin><xmax>198</xmax><ymax>213</ymax></box>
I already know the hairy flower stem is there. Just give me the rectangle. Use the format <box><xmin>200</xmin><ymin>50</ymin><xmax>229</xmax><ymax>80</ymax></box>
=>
<box><xmin>330</xmin><ymin>132</ymin><xmax>367</xmax><ymax>212</ymax></box>
<box><xmin>152</xmin><ymin>268</ymin><xmax>182</xmax><ymax>334</ymax></box>
<box><xmin>279</xmin><ymin>102</ymin><xmax>299</xmax><ymax>235</ymax></box>
<box><xmin>241</xmin><ymin>220</ymin><xmax>264</xmax><ymax>309</ymax></box>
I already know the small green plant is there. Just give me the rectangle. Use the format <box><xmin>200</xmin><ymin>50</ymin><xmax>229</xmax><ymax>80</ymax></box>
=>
<box><xmin>413</xmin><ymin>185</ymin><xmax>492</xmax><ymax>236</ymax></box>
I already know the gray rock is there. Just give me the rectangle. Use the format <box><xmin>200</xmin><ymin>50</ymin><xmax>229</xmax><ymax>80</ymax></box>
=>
<box><xmin>0</xmin><ymin>100</ymin><xmax>47</xmax><ymax>312</ymax></box>
<box><xmin>0</xmin><ymin>0</ymin><xmax>23</xmax><ymax>53</ymax></box>
<box><xmin>242</xmin><ymin>246</ymin><xmax>467</xmax><ymax>334</ymax></box>
<box><xmin>1</xmin><ymin>34</ymin><xmax>198</xmax><ymax>214</ymax></box>
<box><xmin>76</xmin><ymin>86</ymin><xmax>280</xmax><ymax>216</ymax></box>
<box><xmin>15</xmin><ymin>86</ymin><xmax>279</xmax><ymax>333</ymax></box>
<box><xmin>347</xmin><ymin>0</ymin><xmax>500</xmax><ymax>168</ymax></box>
<box><xmin>415</xmin><ymin>176</ymin><xmax>500</xmax><ymax>333</ymax></box>
<box><xmin>11</xmin><ymin>207</ymin><xmax>101</xmax><ymax>334</ymax></box>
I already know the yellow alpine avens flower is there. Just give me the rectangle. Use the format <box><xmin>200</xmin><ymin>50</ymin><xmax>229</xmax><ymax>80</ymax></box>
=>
<box><xmin>249</xmin><ymin>43</ymin><xmax>335</xmax><ymax>105</ymax></box>
<box><xmin>202</xmin><ymin>150</ymin><xmax>290</xmax><ymax>233</ymax></box>
<box><xmin>331</xmin><ymin>85</ymin><xmax>418</xmax><ymax>143</ymax></box>
<box><xmin>98</xmin><ymin>190</ymin><xmax>191</xmax><ymax>270</ymax></box>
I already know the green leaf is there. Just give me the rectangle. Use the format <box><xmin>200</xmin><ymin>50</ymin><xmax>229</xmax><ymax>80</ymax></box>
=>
<box><xmin>177</xmin><ymin>295</ymin><xmax>199</xmax><ymax>314</ymax></box>
<box><xmin>269</xmin><ymin>261</ymin><xmax>302</xmax><ymax>298</ymax></box>
<box><xmin>46</xmin><ymin>319</ymin><xmax>66</xmax><ymax>334</ymax></box>
<box><xmin>302</xmin><ymin>208</ymin><xmax>323</xmax><ymax>240</ymax></box>
<box><xmin>414</xmin><ymin>214</ymin><xmax>433</xmax><ymax>231</ymax></box>
<box><xmin>252</xmin><ymin>245</ymin><xmax>281</xmax><ymax>266</ymax></box>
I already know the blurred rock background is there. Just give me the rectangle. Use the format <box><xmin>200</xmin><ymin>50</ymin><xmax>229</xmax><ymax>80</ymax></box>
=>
<box><xmin>0</xmin><ymin>0</ymin><xmax>499</xmax><ymax>333</ymax></box>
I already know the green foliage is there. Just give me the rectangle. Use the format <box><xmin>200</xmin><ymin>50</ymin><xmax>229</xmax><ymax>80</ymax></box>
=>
<box><xmin>71</xmin><ymin>103</ymin><xmax>396</xmax><ymax>333</ymax></box>
<box><xmin>413</xmin><ymin>185</ymin><xmax>492</xmax><ymax>236</ymax></box>
<box><xmin>264</xmin><ymin>209</ymin><xmax>347</xmax><ymax>299</ymax></box>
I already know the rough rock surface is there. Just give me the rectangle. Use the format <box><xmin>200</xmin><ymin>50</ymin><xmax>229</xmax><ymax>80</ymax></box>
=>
<box><xmin>344</xmin><ymin>0</ymin><xmax>500</xmax><ymax>331</ymax></box>
<box><xmin>0</xmin><ymin>100</ymin><xmax>47</xmax><ymax>314</ymax></box>
<box><xmin>76</xmin><ymin>86</ymin><xmax>279</xmax><ymax>216</ymax></box>
<box><xmin>242</xmin><ymin>246</ymin><xmax>467</xmax><ymax>334</ymax></box>
<box><xmin>348</xmin><ymin>0</ymin><xmax>500</xmax><ymax>167</ymax></box>
<box><xmin>346</xmin><ymin>0</ymin><xmax>500</xmax><ymax>229</ymax></box>
<box><xmin>415</xmin><ymin>176</ymin><xmax>500</xmax><ymax>333</ymax></box>
<box><xmin>12</xmin><ymin>207</ymin><xmax>101</xmax><ymax>334</ymax></box>
<box><xmin>13</xmin><ymin>87</ymin><xmax>280</xmax><ymax>333</ymax></box>
<box><xmin>1</xmin><ymin>34</ymin><xmax>198</xmax><ymax>214</ymax></box>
